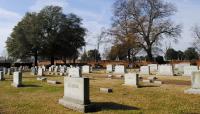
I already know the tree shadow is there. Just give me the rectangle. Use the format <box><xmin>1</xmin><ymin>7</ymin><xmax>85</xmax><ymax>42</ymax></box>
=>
<box><xmin>90</xmin><ymin>102</ymin><xmax>140</xmax><ymax>112</ymax></box>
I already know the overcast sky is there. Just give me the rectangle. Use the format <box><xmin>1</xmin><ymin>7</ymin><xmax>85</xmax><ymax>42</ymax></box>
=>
<box><xmin>0</xmin><ymin>0</ymin><xmax>200</xmax><ymax>56</ymax></box>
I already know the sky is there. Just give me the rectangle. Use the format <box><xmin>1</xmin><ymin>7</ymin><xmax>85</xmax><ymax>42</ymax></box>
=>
<box><xmin>0</xmin><ymin>0</ymin><xmax>200</xmax><ymax>56</ymax></box>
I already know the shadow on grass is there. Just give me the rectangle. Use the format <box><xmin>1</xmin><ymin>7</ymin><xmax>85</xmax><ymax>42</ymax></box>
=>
<box><xmin>90</xmin><ymin>102</ymin><xmax>140</xmax><ymax>112</ymax></box>
<box><xmin>138</xmin><ymin>85</ymin><xmax>160</xmax><ymax>88</ymax></box>
<box><xmin>21</xmin><ymin>84</ymin><xmax>42</xmax><ymax>88</ymax></box>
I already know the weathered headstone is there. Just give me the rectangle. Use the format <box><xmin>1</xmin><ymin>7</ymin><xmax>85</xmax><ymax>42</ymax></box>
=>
<box><xmin>148</xmin><ymin>64</ymin><xmax>158</xmax><ymax>73</ymax></box>
<box><xmin>124</xmin><ymin>73</ymin><xmax>139</xmax><ymax>87</ymax></box>
<box><xmin>60</xmin><ymin>67</ymin><xmax>65</xmax><ymax>73</ymax></box>
<box><xmin>183</xmin><ymin>66</ymin><xmax>198</xmax><ymax>76</ymax></box>
<box><xmin>54</xmin><ymin>66</ymin><xmax>59</xmax><ymax>73</ymax></box>
<box><xmin>106</xmin><ymin>64</ymin><xmax>113</xmax><ymax>73</ymax></box>
<box><xmin>174</xmin><ymin>63</ymin><xmax>190</xmax><ymax>75</ymax></box>
<box><xmin>68</xmin><ymin>67</ymin><xmax>81</xmax><ymax>77</ymax></box>
<box><xmin>11</xmin><ymin>72</ymin><xmax>22</xmax><ymax>87</ymax></box>
<box><xmin>0</xmin><ymin>71</ymin><xmax>4</xmax><ymax>81</ymax></box>
<box><xmin>114</xmin><ymin>65</ymin><xmax>125</xmax><ymax>74</ymax></box>
<box><xmin>157</xmin><ymin>65</ymin><xmax>174</xmax><ymax>76</ymax></box>
<box><xmin>3</xmin><ymin>67</ymin><xmax>7</xmax><ymax>75</ymax></box>
<box><xmin>184</xmin><ymin>71</ymin><xmax>200</xmax><ymax>94</ymax></box>
<box><xmin>7</xmin><ymin>68</ymin><xmax>12</xmax><ymax>75</ymax></box>
<box><xmin>140</xmin><ymin>66</ymin><xmax>150</xmax><ymax>75</ymax></box>
<box><xmin>59</xmin><ymin>77</ymin><xmax>92</xmax><ymax>113</ymax></box>
<box><xmin>31</xmin><ymin>67</ymin><xmax>37</xmax><ymax>75</ymax></box>
<box><xmin>37</xmin><ymin>68</ymin><xmax>44</xmax><ymax>76</ymax></box>
<box><xmin>82</xmin><ymin>65</ymin><xmax>90</xmax><ymax>74</ymax></box>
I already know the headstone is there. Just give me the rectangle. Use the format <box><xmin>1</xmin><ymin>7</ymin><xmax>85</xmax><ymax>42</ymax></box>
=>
<box><xmin>47</xmin><ymin>80</ymin><xmax>60</xmax><ymax>84</ymax></box>
<box><xmin>0</xmin><ymin>71</ymin><xmax>4</xmax><ymax>81</ymax></box>
<box><xmin>154</xmin><ymin>81</ymin><xmax>162</xmax><ymax>84</ymax></box>
<box><xmin>68</xmin><ymin>67</ymin><xmax>81</xmax><ymax>77</ymax></box>
<box><xmin>114</xmin><ymin>65</ymin><xmax>125</xmax><ymax>74</ymax></box>
<box><xmin>42</xmin><ymin>65</ymin><xmax>46</xmax><ymax>71</ymax></box>
<box><xmin>3</xmin><ymin>67</ymin><xmax>7</xmax><ymax>75</ymax></box>
<box><xmin>174</xmin><ymin>63</ymin><xmax>190</xmax><ymax>75</ymax></box>
<box><xmin>11</xmin><ymin>72</ymin><xmax>22</xmax><ymax>87</ymax></box>
<box><xmin>142</xmin><ymin>79</ymin><xmax>153</xmax><ymax>83</ymax></box>
<box><xmin>106</xmin><ymin>65</ymin><xmax>113</xmax><ymax>73</ymax></box>
<box><xmin>38</xmin><ymin>68</ymin><xmax>44</xmax><ymax>76</ymax></box>
<box><xmin>31</xmin><ymin>67</ymin><xmax>37</xmax><ymax>75</ymax></box>
<box><xmin>148</xmin><ymin>64</ymin><xmax>158</xmax><ymax>73</ymax></box>
<box><xmin>157</xmin><ymin>65</ymin><xmax>174</xmax><ymax>76</ymax></box>
<box><xmin>7</xmin><ymin>68</ymin><xmax>12</xmax><ymax>75</ymax></box>
<box><xmin>82</xmin><ymin>65</ymin><xmax>90</xmax><ymax>74</ymax></box>
<box><xmin>124</xmin><ymin>73</ymin><xmax>139</xmax><ymax>87</ymax></box>
<box><xmin>99</xmin><ymin>88</ymin><xmax>113</xmax><ymax>93</ymax></box>
<box><xmin>140</xmin><ymin>66</ymin><xmax>150</xmax><ymax>75</ymax></box>
<box><xmin>184</xmin><ymin>71</ymin><xmax>200</xmax><ymax>94</ymax></box>
<box><xmin>183</xmin><ymin>66</ymin><xmax>198</xmax><ymax>76</ymax></box>
<box><xmin>60</xmin><ymin>67</ymin><xmax>65</xmax><ymax>73</ymax></box>
<box><xmin>37</xmin><ymin>77</ymin><xmax>47</xmax><ymax>81</ymax></box>
<box><xmin>54</xmin><ymin>66</ymin><xmax>58</xmax><ymax>73</ymax></box>
<box><xmin>59</xmin><ymin>77</ymin><xmax>92</xmax><ymax>113</ymax></box>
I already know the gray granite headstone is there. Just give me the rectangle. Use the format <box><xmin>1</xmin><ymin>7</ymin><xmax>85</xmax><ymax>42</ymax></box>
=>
<box><xmin>59</xmin><ymin>77</ymin><xmax>92</xmax><ymax>113</ymax></box>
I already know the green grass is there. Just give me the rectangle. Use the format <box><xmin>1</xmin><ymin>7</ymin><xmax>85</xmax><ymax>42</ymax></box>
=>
<box><xmin>0</xmin><ymin>72</ymin><xmax>200</xmax><ymax>114</ymax></box>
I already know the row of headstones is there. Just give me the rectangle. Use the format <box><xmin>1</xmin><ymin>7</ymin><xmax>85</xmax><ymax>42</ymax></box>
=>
<box><xmin>0</xmin><ymin>67</ymin><xmax>24</xmax><ymax>75</ymax></box>
<box><xmin>106</xmin><ymin>65</ymin><xmax>126</xmax><ymax>74</ymax></box>
<box><xmin>48</xmin><ymin>65</ymin><xmax>91</xmax><ymax>74</ymax></box>
<box><xmin>140</xmin><ymin>63</ymin><xmax>200</xmax><ymax>76</ymax></box>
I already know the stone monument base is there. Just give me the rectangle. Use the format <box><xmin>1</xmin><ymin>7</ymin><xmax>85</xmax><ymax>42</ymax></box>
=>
<box><xmin>184</xmin><ymin>88</ymin><xmax>200</xmax><ymax>94</ymax></box>
<box><xmin>59</xmin><ymin>98</ymin><xmax>93</xmax><ymax>113</ymax></box>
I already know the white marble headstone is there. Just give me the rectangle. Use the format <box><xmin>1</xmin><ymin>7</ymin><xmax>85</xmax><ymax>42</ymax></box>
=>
<box><xmin>106</xmin><ymin>64</ymin><xmax>113</xmax><ymax>73</ymax></box>
<box><xmin>140</xmin><ymin>66</ymin><xmax>150</xmax><ymax>75</ymax></box>
<box><xmin>183</xmin><ymin>66</ymin><xmax>198</xmax><ymax>76</ymax></box>
<box><xmin>124</xmin><ymin>73</ymin><xmax>139</xmax><ymax>87</ymax></box>
<box><xmin>68</xmin><ymin>67</ymin><xmax>81</xmax><ymax>77</ymax></box>
<box><xmin>157</xmin><ymin>65</ymin><xmax>174</xmax><ymax>76</ymax></box>
<box><xmin>114</xmin><ymin>65</ymin><xmax>125</xmax><ymax>74</ymax></box>
<box><xmin>12</xmin><ymin>72</ymin><xmax>22</xmax><ymax>87</ymax></box>
<box><xmin>82</xmin><ymin>65</ymin><xmax>90</xmax><ymax>74</ymax></box>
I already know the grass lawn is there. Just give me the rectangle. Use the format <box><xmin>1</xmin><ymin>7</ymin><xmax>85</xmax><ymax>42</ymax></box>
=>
<box><xmin>0</xmin><ymin>72</ymin><xmax>200</xmax><ymax>114</ymax></box>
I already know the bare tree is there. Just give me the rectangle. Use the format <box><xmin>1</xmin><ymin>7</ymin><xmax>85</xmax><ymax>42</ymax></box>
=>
<box><xmin>192</xmin><ymin>25</ymin><xmax>200</xmax><ymax>53</ymax></box>
<box><xmin>111</xmin><ymin>0</ymin><xmax>181</xmax><ymax>61</ymax></box>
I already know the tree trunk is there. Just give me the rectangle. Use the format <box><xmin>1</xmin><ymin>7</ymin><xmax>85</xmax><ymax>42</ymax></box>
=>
<box><xmin>146</xmin><ymin>48</ymin><xmax>153</xmax><ymax>62</ymax></box>
<box><xmin>51</xmin><ymin>56</ymin><xmax>54</xmax><ymax>65</ymax></box>
<box><xmin>128</xmin><ymin>49</ymin><xmax>131</xmax><ymax>63</ymax></box>
<box><xmin>73</xmin><ymin>57</ymin><xmax>76</xmax><ymax>64</ymax></box>
<box><xmin>34</xmin><ymin>50</ymin><xmax>38</xmax><ymax>66</ymax></box>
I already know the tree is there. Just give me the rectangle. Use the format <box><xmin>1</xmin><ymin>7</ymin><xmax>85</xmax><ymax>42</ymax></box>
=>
<box><xmin>37</xmin><ymin>6</ymin><xmax>86</xmax><ymax>64</ymax></box>
<box><xmin>177</xmin><ymin>50</ymin><xmax>184</xmax><ymax>60</ymax></box>
<box><xmin>87</xmin><ymin>49</ymin><xmax>101</xmax><ymax>61</ymax></box>
<box><xmin>192</xmin><ymin>25</ymin><xmax>200</xmax><ymax>53</ymax></box>
<box><xmin>81</xmin><ymin>49</ymin><xmax>88</xmax><ymax>62</ymax></box>
<box><xmin>6</xmin><ymin>6</ymin><xmax>86</xmax><ymax>65</ymax></box>
<box><xmin>184</xmin><ymin>47</ymin><xmax>199</xmax><ymax>60</ymax></box>
<box><xmin>111</xmin><ymin>0</ymin><xmax>181</xmax><ymax>61</ymax></box>
<box><xmin>165</xmin><ymin>48</ymin><xmax>178</xmax><ymax>60</ymax></box>
<box><xmin>6</xmin><ymin>12</ymin><xmax>42</xmax><ymax>66</ymax></box>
